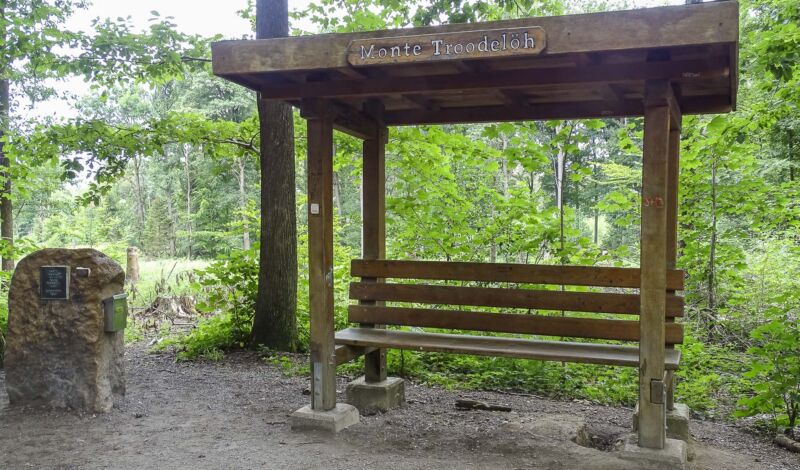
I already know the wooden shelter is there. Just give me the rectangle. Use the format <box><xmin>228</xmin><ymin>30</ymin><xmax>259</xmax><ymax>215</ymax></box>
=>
<box><xmin>212</xmin><ymin>1</ymin><xmax>739</xmax><ymax>449</ymax></box>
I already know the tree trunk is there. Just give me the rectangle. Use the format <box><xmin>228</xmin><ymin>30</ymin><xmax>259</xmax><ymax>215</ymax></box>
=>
<box><xmin>237</xmin><ymin>157</ymin><xmax>251</xmax><ymax>250</ymax></box>
<box><xmin>555</xmin><ymin>135</ymin><xmax>566</xmax><ymax>263</ymax></box>
<box><xmin>182</xmin><ymin>144</ymin><xmax>193</xmax><ymax>260</ymax></box>
<box><xmin>591</xmin><ymin>137</ymin><xmax>600</xmax><ymax>245</ymax></box>
<box><xmin>0</xmin><ymin>77</ymin><xmax>14</xmax><ymax>271</ymax></box>
<box><xmin>706</xmin><ymin>156</ymin><xmax>718</xmax><ymax>338</ymax></box>
<box><xmin>251</xmin><ymin>0</ymin><xmax>297</xmax><ymax>351</ymax></box>
<box><xmin>133</xmin><ymin>157</ymin><xmax>147</xmax><ymax>242</ymax></box>
<box><xmin>165</xmin><ymin>184</ymin><xmax>177</xmax><ymax>257</ymax></box>
<box><xmin>333</xmin><ymin>171</ymin><xmax>343</xmax><ymax>218</ymax></box>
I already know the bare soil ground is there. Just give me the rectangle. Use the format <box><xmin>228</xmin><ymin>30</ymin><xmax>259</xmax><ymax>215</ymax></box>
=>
<box><xmin>1</xmin><ymin>343</ymin><xmax>798</xmax><ymax>470</ymax></box>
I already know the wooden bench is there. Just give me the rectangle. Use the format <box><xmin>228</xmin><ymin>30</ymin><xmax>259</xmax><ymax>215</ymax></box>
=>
<box><xmin>335</xmin><ymin>259</ymin><xmax>684</xmax><ymax>371</ymax></box>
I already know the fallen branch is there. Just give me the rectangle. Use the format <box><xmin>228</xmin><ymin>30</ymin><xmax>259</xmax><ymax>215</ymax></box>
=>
<box><xmin>774</xmin><ymin>434</ymin><xmax>800</xmax><ymax>453</ymax></box>
<box><xmin>455</xmin><ymin>399</ymin><xmax>511</xmax><ymax>412</ymax></box>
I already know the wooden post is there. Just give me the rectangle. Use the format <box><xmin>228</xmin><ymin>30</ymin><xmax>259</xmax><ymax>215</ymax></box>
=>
<box><xmin>639</xmin><ymin>80</ymin><xmax>672</xmax><ymax>449</ymax></box>
<box><xmin>665</xmin><ymin>110</ymin><xmax>681</xmax><ymax>412</ymax></box>
<box><xmin>306</xmin><ymin>101</ymin><xmax>337</xmax><ymax>411</ymax></box>
<box><xmin>361</xmin><ymin>102</ymin><xmax>388</xmax><ymax>383</ymax></box>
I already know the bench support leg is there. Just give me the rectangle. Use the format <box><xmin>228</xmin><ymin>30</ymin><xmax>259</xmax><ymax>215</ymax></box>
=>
<box><xmin>665</xmin><ymin>370</ymin><xmax>675</xmax><ymax>411</ymax></box>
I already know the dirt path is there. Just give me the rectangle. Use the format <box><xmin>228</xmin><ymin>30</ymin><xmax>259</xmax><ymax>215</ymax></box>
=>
<box><xmin>1</xmin><ymin>344</ymin><xmax>798</xmax><ymax>469</ymax></box>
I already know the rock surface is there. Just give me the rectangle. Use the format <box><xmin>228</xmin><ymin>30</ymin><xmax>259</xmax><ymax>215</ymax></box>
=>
<box><xmin>5</xmin><ymin>248</ymin><xmax>125</xmax><ymax>412</ymax></box>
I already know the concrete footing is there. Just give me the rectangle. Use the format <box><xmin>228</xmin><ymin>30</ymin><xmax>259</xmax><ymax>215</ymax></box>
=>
<box><xmin>290</xmin><ymin>403</ymin><xmax>360</xmax><ymax>433</ymax></box>
<box><xmin>619</xmin><ymin>434</ymin><xmax>688</xmax><ymax>470</ymax></box>
<box><xmin>346</xmin><ymin>376</ymin><xmax>405</xmax><ymax>414</ymax></box>
<box><xmin>633</xmin><ymin>403</ymin><xmax>691</xmax><ymax>441</ymax></box>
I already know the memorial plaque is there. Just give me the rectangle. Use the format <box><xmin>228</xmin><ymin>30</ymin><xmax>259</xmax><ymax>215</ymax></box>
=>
<box><xmin>40</xmin><ymin>265</ymin><xmax>70</xmax><ymax>300</ymax></box>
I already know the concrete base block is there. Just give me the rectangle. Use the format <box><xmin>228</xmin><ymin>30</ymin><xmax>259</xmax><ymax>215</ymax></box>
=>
<box><xmin>290</xmin><ymin>403</ymin><xmax>360</xmax><ymax>433</ymax></box>
<box><xmin>633</xmin><ymin>403</ymin><xmax>691</xmax><ymax>441</ymax></box>
<box><xmin>619</xmin><ymin>434</ymin><xmax>688</xmax><ymax>470</ymax></box>
<box><xmin>346</xmin><ymin>376</ymin><xmax>405</xmax><ymax>414</ymax></box>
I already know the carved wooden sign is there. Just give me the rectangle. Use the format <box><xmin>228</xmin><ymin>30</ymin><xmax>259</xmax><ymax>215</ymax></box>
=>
<box><xmin>347</xmin><ymin>26</ymin><xmax>546</xmax><ymax>67</ymax></box>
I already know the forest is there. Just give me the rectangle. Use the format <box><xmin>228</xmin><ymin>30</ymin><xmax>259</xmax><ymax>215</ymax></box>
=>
<box><xmin>0</xmin><ymin>0</ymin><xmax>798</xmax><ymax>444</ymax></box>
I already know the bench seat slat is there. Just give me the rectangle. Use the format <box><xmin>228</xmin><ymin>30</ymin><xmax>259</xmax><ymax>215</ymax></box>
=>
<box><xmin>352</xmin><ymin>259</ymin><xmax>685</xmax><ymax>290</ymax></box>
<box><xmin>335</xmin><ymin>327</ymin><xmax>681</xmax><ymax>370</ymax></box>
<box><xmin>350</xmin><ymin>282</ymin><xmax>684</xmax><ymax>317</ymax></box>
<box><xmin>349</xmin><ymin>305</ymin><xmax>684</xmax><ymax>344</ymax></box>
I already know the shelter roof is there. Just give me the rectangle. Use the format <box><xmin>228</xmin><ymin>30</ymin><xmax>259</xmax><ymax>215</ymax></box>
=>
<box><xmin>212</xmin><ymin>2</ymin><xmax>739</xmax><ymax>127</ymax></box>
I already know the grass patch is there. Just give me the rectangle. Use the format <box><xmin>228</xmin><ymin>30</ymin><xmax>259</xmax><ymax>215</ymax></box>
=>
<box><xmin>128</xmin><ymin>258</ymin><xmax>209</xmax><ymax>308</ymax></box>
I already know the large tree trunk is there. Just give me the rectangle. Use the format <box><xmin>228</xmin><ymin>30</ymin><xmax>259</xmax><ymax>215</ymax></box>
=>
<box><xmin>0</xmin><ymin>77</ymin><xmax>12</xmax><ymax>271</ymax></box>
<box><xmin>251</xmin><ymin>0</ymin><xmax>297</xmax><ymax>351</ymax></box>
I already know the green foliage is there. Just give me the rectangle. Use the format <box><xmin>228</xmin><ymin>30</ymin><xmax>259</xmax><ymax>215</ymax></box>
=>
<box><xmin>158</xmin><ymin>312</ymin><xmax>237</xmax><ymax>361</ymax></box>
<box><xmin>0</xmin><ymin>274</ymin><xmax>7</xmax><ymax>368</ymax></box>
<box><xmin>736</xmin><ymin>305</ymin><xmax>800</xmax><ymax>437</ymax></box>
<box><xmin>124</xmin><ymin>319</ymin><xmax>145</xmax><ymax>344</ymax></box>
<box><xmin>5</xmin><ymin>0</ymin><xmax>800</xmax><ymax>436</ymax></box>
<box><xmin>262</xmin><ymin>354</ymin><xmax>310</xmax><ymax>377</ymax></box>
<box><xmin>188</xmin><ymin>247</ymin><xmax>261</xmax><ymax>353</ymax></box>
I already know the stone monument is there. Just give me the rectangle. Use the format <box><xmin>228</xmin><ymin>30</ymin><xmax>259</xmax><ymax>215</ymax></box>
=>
<box><xmin>5</xmin><ymin>248</ymin><xmax>127</xmax><ymax>412</ymax></box>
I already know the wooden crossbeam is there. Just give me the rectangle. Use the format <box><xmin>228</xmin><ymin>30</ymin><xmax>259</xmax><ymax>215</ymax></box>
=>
<box><xmin>259</xmin><ymin>58</ymin><xmax>728</xmax><ymax>101</ymax></box>
<box><xmin>301</xmin><ymin>99</ymin><xmax>380</xmax><ymax>139</ymax></box>
<box><xmin>381</xmin><ymin>95</ymin><xmax>724</xmax><ymax>126</ymax></box>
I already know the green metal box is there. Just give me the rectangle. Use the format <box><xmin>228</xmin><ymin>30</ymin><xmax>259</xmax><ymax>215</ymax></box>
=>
<box><xmin>103</xmin><ymin>293</ymin><xmax>128</xmax><ymax>333</ymax></box>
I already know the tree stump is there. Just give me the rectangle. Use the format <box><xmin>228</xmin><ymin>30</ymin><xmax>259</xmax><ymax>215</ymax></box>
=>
<box><xmin>126</xmin><ymin>246</ymin><xmax>140</xmax><ymax>286</ymax></box>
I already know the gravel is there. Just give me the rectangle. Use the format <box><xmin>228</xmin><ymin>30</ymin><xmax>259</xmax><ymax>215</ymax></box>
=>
<box><xmin>0</xmin><ymin>343</ymin><xmax>798</xmax><ymax>469</ymax></box>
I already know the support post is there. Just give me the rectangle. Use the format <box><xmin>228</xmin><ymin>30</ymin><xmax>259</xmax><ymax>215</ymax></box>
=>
<box><xmin>361</xmin><ymin>118</ymin><xmax>388</xmax><ymax>383</ymax></box>
<box><xmin>346</xmin><ymin>103</ymin><xmax>405</xmax><ymax>414</ymax></box>
<box><xmin>665</xmin><ymin>118</ymin><xmax>681</xmax><ymax>412</ymax></box>
<box><xmin>639</xmin><ymin>80</ymin><xmax>672</xmax><ymax>449</ymax></box>
<box><xmin>306</xmin><ymin>103</ymin><xmax>337</xmax><ymax>412</ymax></box>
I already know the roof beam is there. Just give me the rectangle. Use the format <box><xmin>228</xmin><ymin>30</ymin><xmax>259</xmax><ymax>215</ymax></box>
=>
<box><xmin>383</xmin><ymin>95</ymin><xmax>727</xmax><ymax>126</ymax></box>
<box><xmin>258</xmin><ymin>58</ymin><xmax>728</xmax><ymax>101</ymax></box>
<box><xmin>301</xmin><ymin>99</ymin><xmax>381</xmax><ymax>140</ymax></box>
<box><xmin>212</xmin><ymin>2</ymin><xmax>738</xmax><ymax>76</ymax></box>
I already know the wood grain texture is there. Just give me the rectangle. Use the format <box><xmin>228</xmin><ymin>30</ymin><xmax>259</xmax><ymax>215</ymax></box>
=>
<box><xmin>665</xmin><ymin>106</ymin><xmax>682</xmax><ymax>412</ymax></box>
<box><xmin>257</xmin><ymin>58</ymin><xmax>727</xmax><ymax>101</ymax></box>
<box><xmin>307</xmin><ymin>109</ymin><xmax>337</xmax><ymax>411</ymax></box>
<box><xmin>349</xmin><ymin>282</ymin><xmax>684</xmax><ymax>317</ymax></box>
<box><xmin>347</xmin><ymin>27</ymin><xmax>546</xmax><ymax>67</ymax></box>
<box><xmin>638</xmin><ymin>80</ymin><xmax>672</xmax><ymax>449</ymax></box>
<box><xmin>352</xmin><ymin>259</ymin><xmax>685</xmax><ymax>290</ymax></box>
<box><xmin>213</xmin><ymin>2</ymin><xmax>738</xmax><ymax>76</ymax></box>
<box><xmin>335</xmin><ymin>328</ymin><xmax>682</xmax><ymax>370</ymax></box>
<box><xmin>361</xmin><ymin>107</ymin><xmax>388</xmax><ymax>383</ymax></box>
<box><xmin>381</xmin><ymin>95</ymin><xmax>730</xmax><ymax>126</ymax></box>
<box><xmin>348</xmin><ymin>305</ymin><xmax>685</xmax><ymax>344</ymax></box>
<box><xmin>334</xmin><ymin>344</ymin><xmax>376</xmax><ymax>366</ymax></box>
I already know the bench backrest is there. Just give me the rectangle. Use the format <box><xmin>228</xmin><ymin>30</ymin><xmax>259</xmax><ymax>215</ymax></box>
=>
<box><xmin>349</xmin><ymin>259</ymin><xmax>685</xmax><ymax>345</ymax></box>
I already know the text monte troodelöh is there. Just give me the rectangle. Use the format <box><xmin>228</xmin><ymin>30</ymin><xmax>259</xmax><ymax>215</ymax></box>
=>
<box><xmin>347</xmin><ymin>27</ymin><xmax>546</xmax><ymax>66</ymax></box>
